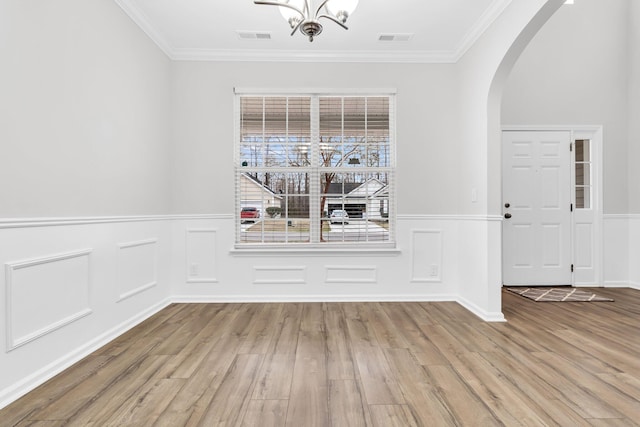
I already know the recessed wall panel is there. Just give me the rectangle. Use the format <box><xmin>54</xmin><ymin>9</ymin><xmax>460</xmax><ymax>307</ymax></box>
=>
<box><xmin>186</xmin><ymin>229</ymin><xmax>218</xmax><ymax>283</ymax></box>
<box><xmin>117</xmin><ymin>239</ymin><xmax>158</xmax><ymax>301</ymax></box>
<box><xmin>5</xmin><ymin>249</ymin><xmax>92</xmax><ymax>351</ymax></box>
<box><xmin>410</xmin><ymin>230</ymin><xmax>442</xmax><ymax>282</ymax></box>
<box><xmin>325</xmin><ymin>266</ymin><xmax>377</xmax><ymax>284</ymax></box>
<box><xmin>253</xmin><ymin>266</ymin><xmax>306</xmax><ymax>285</ymax></box>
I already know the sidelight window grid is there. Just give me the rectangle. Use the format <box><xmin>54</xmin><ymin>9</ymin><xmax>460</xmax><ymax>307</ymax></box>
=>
<box><xmin>575</xmin><ymin>139</ymin><xmax>591</xmax><ymax>209</ymax></box>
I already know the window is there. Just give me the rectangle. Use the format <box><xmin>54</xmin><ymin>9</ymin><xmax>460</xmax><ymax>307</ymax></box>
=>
<box><xmin>235</xmin><ymin>91</ymin><xmax>395</xmax><ymax>247</ymax></box>
<box><xmin>575</xmin><ymin>139</ymin><xmax>591</xmax><ymax>209</ymax></box>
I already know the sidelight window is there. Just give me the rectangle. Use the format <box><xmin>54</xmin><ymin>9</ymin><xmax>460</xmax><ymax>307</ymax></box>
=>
<box><xmin>575</xmin><ymin>139</ymin><xmax>591</xmax><ymax>209</ymax></box>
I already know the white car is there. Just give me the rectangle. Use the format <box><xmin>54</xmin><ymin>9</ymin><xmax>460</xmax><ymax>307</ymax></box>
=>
<box><xmin>330</xmin><ymin>209</ymin><xmax>349</xmax><ymax>224</ymax></box>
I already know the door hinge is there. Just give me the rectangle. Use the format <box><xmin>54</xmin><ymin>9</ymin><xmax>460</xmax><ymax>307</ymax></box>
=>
<box><xmin>570</xmin><ymin>142</ymin><xmax>573</xmax><ymax>152</ymax></box>
<box><xmin>570</xmin><ymin>203</ymin><xmax>573</xmax><ymax>212</ymax></box>
<box><xmin>571</xmin><ymin>264</ymin><xmax>574</xmax><ymax>273</ymax></box>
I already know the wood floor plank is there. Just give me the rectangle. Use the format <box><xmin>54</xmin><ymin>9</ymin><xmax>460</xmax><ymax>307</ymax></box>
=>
<box><xmin>251</xmin><ymin>352</ymin><xmax>296</xmax><ymax>400</ymax></box>
<box><xmin>159</xmin><ymin>304</ymin><xmax>238</xmax><ymax>379</ymax></box>
<box><xmin>365</xmin><ymin>303</ymin><xmax>409</xmax><ymax>349</ymax></box>
<box><xmin>587</xmin><ymin>419</ymin><xmax>639</xmax><ymax>427</ymax></box>
<box><xmin>448</xmin><ymin>351</ymin><xmax>549</xmax><ymax>425</ymax></box>
<box><xmin>240</xmin><ymin>400</ymin><xmax>288</xmax><ymax>427</ymax></box>
<box><xmin>195</xmin><ymin>354</ymin><xmax>263</xmax><ymax>427</ymax></box>
<box><xmin>284</xmin><ymin>346</ymin><xmax>330</xmax><ymax>427</ymax></box>
<box><xmin>530</xmin><ymin>351</ymin><xmax>634</xmax><ymax>420</ymax></box>
<box><xmin>328</xmin><ymin>380</ymin><xmax>368</xmax><ymax>427</ymax></box>
<box><xmin>57</xmin><ymin>355</ymin><xmax>171</xmax><ymax>426</ymax></box>
<box><xmin>266</xmin><ymin>303</ymin><xmax>303</xmax><ymax>355</ymax></box>
<box><xmin>325</xmin><ymin>303</ymin><xmax>357</xmax><ymax>380</ymax></box>
<box><xmin>0</xmin><ymin>355</ymin><xmax>113</xmax><ymax>427</ymax></box>
<box><xmin>477</xmin><ymin>349</ymin><xmax>589</xmax><ymax>424</ymax></box>
<box><xmin>2</xmin><ymin>290</ymin><xmax>640</xmax><ymax>427</ymax></box>
<box><xmin>354</xmin><ymin>346</ymin><xmax>405</xmax><ymax>405</ymax></box>
<box><xmin>101</xmin><ymin>378</ymin><xmax>185</xmax><ymax>426</ymax></box>
<box><xmin>284</xmin><ymin>303</ymin><xmax>330</xmax><ymax>427</ymax></box>
<box><xmin>237</xmin><ymin>303</ymin><xmax>284</xmax><ymax>355</ymax></box>
<box><xmin>154</xmin><ymin>304</ymin><xmax>261</xmax><ymax>426</ymax></box>
<box><xmin>379</xmin><ymin>303</ymin><xmax>449</xmax><ymax>365</ymax></box>
<box><xmin>424</xmin><ymin>364</ymin><xmax>502</xmax><ymax>426</ymax></box>
<box><xmin>368</xmin><ymin>405</ymin><xmax>420</xmax><ymax>427</ymax></box>
<box><xmin>383</xmin><ymin>348</ymin><xmax>458</xmax><ymax>426</ymax></box>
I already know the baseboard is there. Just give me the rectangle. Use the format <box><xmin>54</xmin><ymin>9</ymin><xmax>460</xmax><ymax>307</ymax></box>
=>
<box><xmin>456</xmin><ymin>296</ymin><xmax>506</xmax><ymax>322</ymax></box>
<box><xmin>0</xmin><ymin>297</ymin><xmax>172</xmax><ymax>410</ymax></box>
<box><xmin>628</xmin><ymin>281</ymin><xmax>640</xmax><ymax>291</ymax></box>
<box><xmin>604</xmin><ymin>281</ymin><xmax>634</xmax><ymax>288</ymax></box>
<box><xmin>172</xmin><ymin>294</ymin><xmax>458</xmax><ymax>304</ymax></box>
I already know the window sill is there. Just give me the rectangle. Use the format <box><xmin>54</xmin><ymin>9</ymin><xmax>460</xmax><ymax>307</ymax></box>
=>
<box><xmin>230</xmin><ymin>245</ymin><xmax>401</xmax><ymax>257</ymax></box>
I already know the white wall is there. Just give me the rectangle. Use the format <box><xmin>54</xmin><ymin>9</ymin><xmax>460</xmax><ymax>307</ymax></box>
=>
<box><xmin>501</xmin><ymin>0</ymin><xmax>630</xmax><ymax>214</ymax></box>
<box><xmin>627</xmin><ymin>1</ymin><xmax>640</xmax><ymax>289</ymax></box>
<box><xmin>629</xmin><ymin>1</ymin><xmax>640</xmax><ymax>213</ymax></box>
<box><xmin>454</xmin><ymin>0</ymin><xmax>561</xmax><ymax>314</ymax></box>
<box><xmin>167</xmin><ymin>61</ymin><xmax>506</xmax><ymax>318</ymax></box>
<box><xmin>0</xmin><ymin>0</ymin><xmax>174</xmax><ymax>408</ymax></box>
<box><xmin>169</xmin><ymin>61</ymin><xmax>461</xmax><ymax>216</ymax></box>
<box><xmin>0</xmin><ymin>0</ymin><xmax>172</xmax><ymax>217</ymax></box>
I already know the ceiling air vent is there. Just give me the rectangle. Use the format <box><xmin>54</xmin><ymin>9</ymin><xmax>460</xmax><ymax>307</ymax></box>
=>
<box><xmin>378</xmin><ymin>33</ymin><xmax>413</xmax><ymax>42</ymax></box>
<box><xmin>237</xmin><ymin>31</ymin><xmax>272</xmax><ymax>40</ymax></box>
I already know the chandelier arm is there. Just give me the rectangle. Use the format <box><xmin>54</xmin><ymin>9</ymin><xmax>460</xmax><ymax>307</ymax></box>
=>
<box><xmin>313</xmin><ymin>0</ymin><xmax>332</xmax><ymax>18</ymax></box>
<box><xmin>253</xmin><ymin>0</ymin><xmax>305</xmax><ymax>19</ymax></box>
<box><xmin>290</xmin><ymin>19</ymin><xmax>304</xmax><ymax>36</ymax></box>
<box><xmin>317</xmin><ymin>14</ymin><xmax>348</xmax><ymax>30</ymax></box>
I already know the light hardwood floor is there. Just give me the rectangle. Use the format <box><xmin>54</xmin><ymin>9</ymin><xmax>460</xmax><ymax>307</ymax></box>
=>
<box><xmin>1</xmin><ymin>288</ymin><xmax>639</xmax><ymax>426</ymax></box>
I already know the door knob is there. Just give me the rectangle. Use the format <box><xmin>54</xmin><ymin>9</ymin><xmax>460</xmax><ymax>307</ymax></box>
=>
<box><xmin>504</xmin><ymin>213</ymin><xmax>512</xmax><ymax>219</ymax></box>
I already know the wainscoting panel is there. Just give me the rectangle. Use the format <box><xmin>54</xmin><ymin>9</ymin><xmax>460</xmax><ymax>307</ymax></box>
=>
<box><xmin>410</xmin><ymin>229</ymin><xmax>442</xmax><ymax>282</ymax></box>
<box><xmin>0</xmin><ymin>214</ymin><xmax>515</xmax><ymax>411</ymax></box>
<box><xmin>186</xmin><ymin>229</ymin><xmax>218</xmax><ymax>283</ymax></box>
<box><xmin>117</xmin><ymin>239</ymin><xmax>158</xmax><ymax>301</ymax></box>
<box><xmin>325</xmin><ymin>265</ymin><xmax>377</xmax><ymax>284</ymax></box>
<box><xmin>0</xmin><ymin>217</ymin><xmax>173</xmax><ymax>412</ymax></box>
<box><xmin>628</xmin><ymin>215</ymin><xmax>640</xmax><ymax>290</ymax></box>
<box><xmin>253</xmin><ymin>266</ymin><xmax>306</xmax><ymax>285</ymax></box>
<box><xmin>5</xmin><ymin>249</ymin><xmax>92</xmax><ymax>351</ymax></box>
<box><xmin>603</xmin><ymin>215</ymin><xmax>630</xmax><ymax>288</ymax></box>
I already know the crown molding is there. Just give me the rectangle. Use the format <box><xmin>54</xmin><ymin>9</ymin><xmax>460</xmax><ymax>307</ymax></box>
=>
<box><xmin>453</xmin><ymin>0</ymin><xmax>513</xmax><ymax>62</ymax></box>
<box><xmin>170</xmin><ymin>48</ymin><xmax>458</xmax><ymax>63</ymax></box>
<box><xmin>115</xmin><ymin>0</ymin><xmax>512</xmax><ymax>64</ymax></box>
<box><xmin>114</xmin><ymin>0</ymin><xmax>174</xmax><ymax>57</ymax></box>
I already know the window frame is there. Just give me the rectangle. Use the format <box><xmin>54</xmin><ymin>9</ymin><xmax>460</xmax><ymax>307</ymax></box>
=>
<box><xmin>233</xmin><ymin>88</ymin><xmax>397</xmax><ymax>250</ymax></box>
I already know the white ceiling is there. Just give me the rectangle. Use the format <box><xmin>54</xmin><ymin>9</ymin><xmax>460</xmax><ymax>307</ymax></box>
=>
<box><xmin>114</xmin><ymin>0</ymin><xmax>513</xmax><ymax>63</ymax></box>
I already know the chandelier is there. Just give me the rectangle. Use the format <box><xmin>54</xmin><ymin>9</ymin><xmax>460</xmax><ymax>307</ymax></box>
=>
<box><xmin>253</xmin><ymin>0</ymin><xmax>359</xmax><ymax>42</ymax></box>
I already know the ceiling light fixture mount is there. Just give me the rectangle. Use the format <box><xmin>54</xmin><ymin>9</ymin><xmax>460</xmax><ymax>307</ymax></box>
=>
<box><xmin>253</xmin><ymin>0</ymin><xmax>358</xmax><ymax>42</ymax></box>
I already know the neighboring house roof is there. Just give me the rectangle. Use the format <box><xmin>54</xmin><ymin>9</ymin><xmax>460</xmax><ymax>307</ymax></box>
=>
<box><xmin>372</xmin><ymin>185</ymin><xmax>389</xmax><ymax>198</ymax></box>
<box><xmin>325</xmin><ymin>178</ymin><xmax>387</xmax><ymax>198</ymax></box>
<box><xmin>325</xmin><ymin>182</ymin><xmax>361</xmax><ymax>196</ymax></box>
<box><xmin>241</xmin><ymin>173</ymin><xmax>283</xmax><ymax>199</ymax></box>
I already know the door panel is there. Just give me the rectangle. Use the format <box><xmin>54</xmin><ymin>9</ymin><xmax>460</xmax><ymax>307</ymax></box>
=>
<box><xmin>502</xmin><ymin>131</ymin><xmax>572</xmax><ymax>286</ymax></box>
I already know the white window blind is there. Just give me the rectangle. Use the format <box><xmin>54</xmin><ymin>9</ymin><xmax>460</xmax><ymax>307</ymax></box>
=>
<box><xmin>235</xmin><ymin>92</ymin><xmax>395</xmax><ymax>247</ymax></box>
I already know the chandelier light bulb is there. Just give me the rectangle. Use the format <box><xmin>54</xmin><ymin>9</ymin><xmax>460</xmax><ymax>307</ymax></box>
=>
<box><xmin>255</xmin><ymin>0</ymin><xmax>358</xmax><ymax>42</ymax></box>
<box><xmin>279</xmin><ymin>0</ymin><xmax>305</xmax><ymax>25</ymax></box>
<box><xmin>325</xmin><ymin>0</ymin><xmax>359</xmax><ymax>21</ymax></box>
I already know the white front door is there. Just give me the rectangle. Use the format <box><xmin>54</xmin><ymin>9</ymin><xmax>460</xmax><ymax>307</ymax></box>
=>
<box><xmin>502</xmin><ymin>131</ymin><xmax>572</xmax><ymax>286</ymax></box>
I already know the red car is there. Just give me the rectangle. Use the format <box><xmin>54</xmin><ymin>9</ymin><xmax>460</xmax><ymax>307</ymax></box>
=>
<box><xmin>241</xmin><ymin>207</ymin><xmax>260</xmax><ymax>222</ymax></box>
